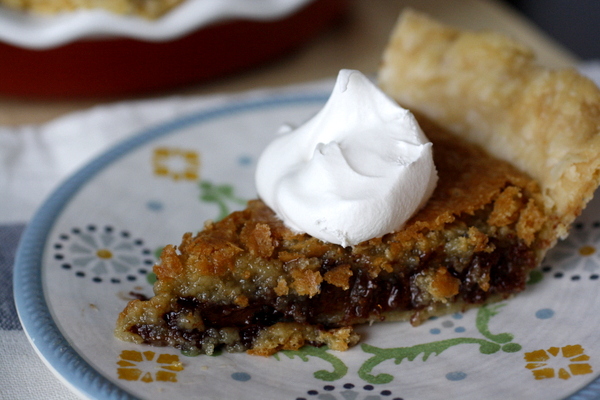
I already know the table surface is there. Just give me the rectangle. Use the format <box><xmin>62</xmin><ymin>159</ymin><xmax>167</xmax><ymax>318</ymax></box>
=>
<box><xmin>0</xmin><ymin>0</ymin><xmax>578</xmax><ymax>127</ymax></box>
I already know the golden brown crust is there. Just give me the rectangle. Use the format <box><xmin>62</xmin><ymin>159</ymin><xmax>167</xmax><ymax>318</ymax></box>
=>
<box><xmin>379</xmin><ymin>9</ymin><xmax>600</xmax><ymax>242</ymax></box>
<box><xmin>247</xmin><ymin>323</ymin><xmax>360</xmax><ymax>356</ymax></box>
<box><xmin>393</xmin><ymin>115</ymin><xmax>543</xmax><ymax>244</ymax></box>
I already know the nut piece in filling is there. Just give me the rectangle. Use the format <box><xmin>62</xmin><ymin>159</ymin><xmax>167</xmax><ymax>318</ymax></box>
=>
<box><xmin>115</xmin><ymin>10</ymin><xmax>600</xmax><ymax>356</ymax></box>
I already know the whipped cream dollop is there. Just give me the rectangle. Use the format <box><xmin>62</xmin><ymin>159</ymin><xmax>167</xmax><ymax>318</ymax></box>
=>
<box><xmin>255</xmin><ymin>69</ymin><xmax>438</xmax><ymax>247</ymax></box>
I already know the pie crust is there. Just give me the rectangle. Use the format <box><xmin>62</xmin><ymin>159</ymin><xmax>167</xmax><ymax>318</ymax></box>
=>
<box><xmin>379</xmin><ymin>10</ymin><xmax>600</xmax><ymax>245</ymax></box>
<box><xmin>115</xmin><ymin>10</ymin><xmax>600</xmax><ymax>356</ymax></box>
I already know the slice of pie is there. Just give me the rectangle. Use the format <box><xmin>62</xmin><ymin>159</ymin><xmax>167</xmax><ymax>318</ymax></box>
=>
<box><xmin>115</xmin><ymin>10</ymin><xmax>600</xmax><ymax>356</ymax></box>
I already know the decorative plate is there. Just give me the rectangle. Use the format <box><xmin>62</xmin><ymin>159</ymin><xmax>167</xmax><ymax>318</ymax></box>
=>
<box><xmin>13</xmin><ymin>92</ymin><xmax>600</xmax><ymax>400</ymax></box>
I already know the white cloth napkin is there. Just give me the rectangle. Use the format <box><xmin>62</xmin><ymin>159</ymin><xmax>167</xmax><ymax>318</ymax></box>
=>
<box><xmin>1</xmin><ymin>64</ymin><xmax>599</xmax><ymax>400</ymax></box>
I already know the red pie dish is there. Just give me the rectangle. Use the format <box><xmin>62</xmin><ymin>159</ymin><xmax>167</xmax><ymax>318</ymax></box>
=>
<box><xmin>0</xmin><ymin>0</ymin><xmax>347</xmax><ymax>97</ymax></box>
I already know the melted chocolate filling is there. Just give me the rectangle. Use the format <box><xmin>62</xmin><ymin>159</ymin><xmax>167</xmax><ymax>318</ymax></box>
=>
<box><xmin>130</xmin><ymin>237</ymin><xmax>535</xmax><ymax>351</ymax></box>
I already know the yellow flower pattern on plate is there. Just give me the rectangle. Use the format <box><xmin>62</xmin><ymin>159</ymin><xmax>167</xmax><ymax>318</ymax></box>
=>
<box><xmin>524</xmin><ymin>345</ymin><xmax>593</xmax><ymax>380</ymax></box>
<box><xmin>152</xmin><ymin>147</ymin><xmax>200</xmax><ymax>181</ymax></box>
<box><xmin>117</xmin><ymin>350</ymin><xmax>184</xmax><ymax>383</ymax></box>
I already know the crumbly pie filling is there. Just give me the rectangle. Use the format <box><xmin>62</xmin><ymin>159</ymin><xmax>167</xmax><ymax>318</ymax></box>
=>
<box><xmin>116</xmin><ymin>116</ymin><xmax>546</xmax><ymax>356</ymax></box>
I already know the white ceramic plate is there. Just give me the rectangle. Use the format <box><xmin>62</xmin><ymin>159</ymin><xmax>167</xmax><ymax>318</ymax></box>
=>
<box><xmin>0</xmin><ymin>0</ymin><xmax>313</xmax><ymax>49</ymax></box>
<box><xmin>14</xmin><ymin>92</ymin><xmax>600</xmax><ymax>400</ymax></box>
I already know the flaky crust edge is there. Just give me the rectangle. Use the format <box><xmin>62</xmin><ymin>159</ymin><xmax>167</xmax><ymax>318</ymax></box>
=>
<box><xmin>379</xmin><ymin>9</ymin><xmax>600</xmax><ymax>244</ymax></box>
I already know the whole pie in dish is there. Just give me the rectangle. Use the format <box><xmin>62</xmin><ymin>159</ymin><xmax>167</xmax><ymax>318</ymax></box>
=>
<box><xmin>115</xmin><ymin>10</ymin><xmax>600</xmax><ymax>356</ymax></box>
<box><xmin>0</xmin><ymin>0</ymin><xmax>185</xmax><ymax>18</ymax></box>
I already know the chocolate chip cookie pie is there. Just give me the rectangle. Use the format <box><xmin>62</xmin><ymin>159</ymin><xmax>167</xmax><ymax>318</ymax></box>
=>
<box><xmin>115</xmin><ymin>10</ymin><xmax>600</xmax><ymax>356</ymax></box>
